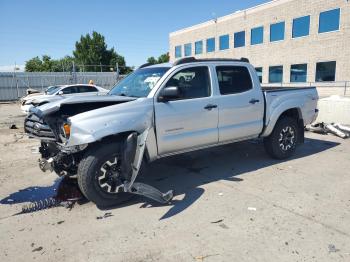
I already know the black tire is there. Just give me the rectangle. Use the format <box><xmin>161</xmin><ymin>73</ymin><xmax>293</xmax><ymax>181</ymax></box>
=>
<box><xmin>77</xmin><ymin>142</ymin><xmax>134</xmax><ymax>207</ymax></box>
<box><xmin>264</xmin><ymin>117</ymin><xmax>299</xmax><ymax>160</ymax></box>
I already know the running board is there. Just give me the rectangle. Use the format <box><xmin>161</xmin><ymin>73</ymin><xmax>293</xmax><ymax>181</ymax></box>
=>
<box><xmin>122</xmin><ymin>129</ymin><xmax>174</xmax><ymax>204</ymax></box>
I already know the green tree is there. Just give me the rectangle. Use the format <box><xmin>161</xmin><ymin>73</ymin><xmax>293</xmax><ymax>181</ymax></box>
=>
<box><xmin>73</xmin><ymin>31</ymin><xmax>129</xmax><ymax>73</ymax></box>
<box><xmin>25</xmin><ymin>31</ymin><xmax>132</xmax><ymax>73</ymax></box>
<box><xmin>25</xmin><ymin>56</ymin><xmax>43</xmax><ymax>72</ymax></box>
<box><xmin>147</xmin><ymin>57</ymin><xmax>157</xmax><ymax>65</ymax></box>
<box><xmin>25</xmin><ymin>55</ymin><xmax>75</xmax><ymax>72</ymax></box>
<box><xmin>146</xmin><ymin>53</ymin><xmax>169</xmax><ymax>65</ymax></box>
<box><xmin>157</xmin><ymin>53</ymin><xmax>169</xmax><ymax>63</ymax></box>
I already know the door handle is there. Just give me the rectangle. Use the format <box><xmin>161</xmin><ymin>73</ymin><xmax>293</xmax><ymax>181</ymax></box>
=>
<box><xmin>204</xmin><ymin>104</ymin><xmax>218</xmax><ymax>110</ymax></box>
<box><xmin>249</xmin><ymin>99</ymin><xmax>260</xmax><ymax>104</ymax></box>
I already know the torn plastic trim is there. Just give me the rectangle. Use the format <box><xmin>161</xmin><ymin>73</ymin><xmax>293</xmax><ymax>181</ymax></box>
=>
<box><xmin>121</xmin><ymin>129</ymin><xmax>173</xmax><ymax>204</ymax></box>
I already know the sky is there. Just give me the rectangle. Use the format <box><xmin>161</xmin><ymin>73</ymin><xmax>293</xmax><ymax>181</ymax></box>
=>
<box><xmin>0</xmin><ymin>0</ymin><xmax>269</xmax><ymax>70</ymax></box>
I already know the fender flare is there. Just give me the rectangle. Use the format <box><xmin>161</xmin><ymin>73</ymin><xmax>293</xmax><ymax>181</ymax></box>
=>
<box><xmin>262</xmin><ymin>100</ymin><xmax>303</xmax><ymax>137</ymax></box>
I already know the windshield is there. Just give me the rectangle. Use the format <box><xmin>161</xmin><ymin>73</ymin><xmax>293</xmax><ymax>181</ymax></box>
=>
<box><xmin>109</xmin><ymin>67</ymin><xmax>170</xmax><ymax>97</ymax></box>
<box><xmin>46</xmin><ymin>86</ymin><xmax>61</xmax><ymax>95</ymax></box>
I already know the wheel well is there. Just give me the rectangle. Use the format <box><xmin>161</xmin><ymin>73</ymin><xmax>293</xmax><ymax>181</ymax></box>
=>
<box><xmin>278</xmin><ymin>108</ymin><xmax>304</xmax><ymax>144</ymax></box>
<box><xmin>279</xmin><ymin>108</ymin><xmax>301</xmax><ymax>121</ymax></box>
<box><xmin>86</xmin><ymin>131</ymin><xmax>151</xmax><ymax>163</ymax></box>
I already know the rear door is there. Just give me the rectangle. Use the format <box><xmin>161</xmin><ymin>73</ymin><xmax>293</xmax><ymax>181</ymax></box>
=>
<box><xmin>154</xmin><ymin>66</ymin><xmax>219</xmax><ymax>155</ymax></box>
<box><xmin>215</xmin><ymin>65</ymin><xmax>264</xmax><ymax>142</ymax></box>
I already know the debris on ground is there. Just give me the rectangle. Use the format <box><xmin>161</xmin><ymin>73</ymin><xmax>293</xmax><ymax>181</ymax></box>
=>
<box><xmin>9</xmin><ymin>124</ymin><xmax>18</xmax><ymax>129</ymax></box>
<box><xmin>31</xmin><ymin>147</ymin><xmax>40</xmax><ymax>154</ymax></box>
<box><xmin>328</xmin><ymin>244</ymin><xmax>340</xmax><ymax>253</ymax></box>
<box><xmin>218</xmin><ymin>192</ymin><xmax>223</xmax><ymax>196</ymax></box>
<box><xmin>219</xmin><ymin>223</ymin><xmax>229</xmax><ymax>229</ymax></box>
<box><xmin>247</xmin><ymin>207</ymin><xmax>257</xmax><ymax>211</ymax></box>
<box><xmin>211</xmin><ymin>219</ymin><xmax>223</xmax><ymax>224</ymax></box>
<box><xmin>193</xmin><ymin>254</ymin><xmax>219</xmax><ymax>261</ymax></box>
<box><xmin>96</xmin><ymin>212</ymin><xmax>113</xmax><ymax>220</ymax></box>
<box><xmin>16</xmin><ymin>176</ymin><xmax>84</xmax><ymax>215</ymax></box>
<box><xmin>306</xmin><ymin>122</ymin><xmax>350</xmax><ymax>139</ymax></box>
<box><xmin>32</xmin><ymin>246</ymin><xmax>43</xmax><ymax>252</ymax></box>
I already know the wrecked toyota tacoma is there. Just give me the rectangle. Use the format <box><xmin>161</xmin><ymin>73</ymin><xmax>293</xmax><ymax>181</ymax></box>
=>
<box><xmin>24</xmin><ymin>57</ymin><xmax>319</xmax><ymax>207</ymax></box>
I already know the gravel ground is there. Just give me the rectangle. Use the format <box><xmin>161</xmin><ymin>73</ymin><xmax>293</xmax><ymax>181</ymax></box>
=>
<box><xmin>0</xmin><ymin>102</ymin><xmax>349</xmax><ymax>262</ymax></box>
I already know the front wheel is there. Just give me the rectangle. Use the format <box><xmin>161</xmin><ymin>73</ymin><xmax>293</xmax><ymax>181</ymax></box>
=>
<box><xmin>264</xmin><ymin>117</ymin><xmax>299</xmax><ymax>160</ymax></box>
<box><xmin>77</xmin><ymin>142</ymin><xmax>134</xmax><ymax>207</ymax></box>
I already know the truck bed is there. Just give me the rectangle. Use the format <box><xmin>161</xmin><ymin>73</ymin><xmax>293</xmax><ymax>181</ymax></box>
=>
<box><xmin>261</xmin><ymin>86</ymin><xmax>318</xmax><ymax>137</ymax></box>
<box><xmin>262</xmin><ymin>86</ymin><xmax>315</xmax><ymax>92</ymax></box>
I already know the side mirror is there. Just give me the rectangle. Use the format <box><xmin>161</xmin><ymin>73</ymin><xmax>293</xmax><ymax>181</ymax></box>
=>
<box><xmin>58</xmin><ymin>91</ymin><xmax>64</xmax><ymax>95</ymax></box>
<box><xmin>158</xmin><ymin>86</ymin><xmax>180</xmax><ymax>102</ymax></box>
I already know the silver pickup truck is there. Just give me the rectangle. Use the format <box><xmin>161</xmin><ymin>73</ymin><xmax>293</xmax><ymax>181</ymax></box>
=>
<box><xmin>25</xmin><ymin>58</ymin><xmax>318</xmax><ymax>206</ymax></box>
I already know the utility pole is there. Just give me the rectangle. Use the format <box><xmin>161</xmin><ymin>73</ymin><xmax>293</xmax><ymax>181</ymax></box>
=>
<box><xmin>116</xmin><ymin>62</ymin><xmax>119</xmax><ymax>82</ymax></box>
<box><xmin>72</xmin><ymin>61</ymin><xmax>77</xmax><ymax>84</ymax></box>
<box><xmin>14</xmin><ymin>61</ymin><xmax>20</xmax><ymax>98</ymax></box>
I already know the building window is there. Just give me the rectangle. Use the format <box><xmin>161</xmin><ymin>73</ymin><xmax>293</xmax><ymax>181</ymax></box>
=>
<box><xmin>219</xmin><ymin>34</ymin><xmax>229</xmax><ymax>50</ymax></box>
<box><xmin>184</xmin><ymin>43</ymin><xmax>192</xmax><ymax>57</ymax></box>
<box><xmin>234</xmin><ymin>31</ymin><xmax>245</xmax><ymax>48</ymax></box>
<box><xmin>175</xmin><ymin>46</ymin><xmax>182</xmax><ymax>58</ymax></box>
<box><xmin>255</xmin><ymin>67</ymin><xmax>263</xmax><ymax>83</ymax></box>
<box><xmin>319</xmin><ymin>8</ymin><xmax>340</xmax><ymax>33</ymax></box>
<box><xmin>270</xmin><ymin>22</ymin><xmax>285</xmax><ymax>42</ymax></box>
<box><xmin>292</xmin><ymin>15</ymin><xmax>310</xmax><ymax>38</ymax></box>
<box><xmin>290</xmin><ymin>64</ymin><xmax>307</xmax><ymax>82</ymax></box>
<box><xmin>216</xmin><ymin>66</ymin><xmax>252</xmax><ymax>95</ymax></box>
<box><xmin>269</xmin><ymin>66</ymin><xmax>283</xmax><ymax>83</ymax></box>
<box><xmin>206</xmin><ymin>37</ymin><xmax>215</xmax><ymax>53</ymax></box>
<box><xmin>251</xmin><ymin>26</ymin><xmax>264</xmax><ymax>45</ymax></box>
<box><xmin>316</xmin><ymin>61</ymin><xmax>336</xmax><ymax>82</ymax></box>
<box><xmin>195</xmin><ymin>41</ymin><xmax>203</xmax><ymax>55</ymax></box>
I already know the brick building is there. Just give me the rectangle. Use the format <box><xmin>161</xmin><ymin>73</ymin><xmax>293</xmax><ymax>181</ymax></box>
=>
<box><xmin>169</xmin><ymin>0</ymin><xmax>350</xmax><ymax>85</ymax></box>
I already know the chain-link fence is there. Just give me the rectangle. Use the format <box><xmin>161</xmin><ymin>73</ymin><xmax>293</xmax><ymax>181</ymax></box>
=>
<box><xmin>0</xmin><ymin>71</ymin><xmax>124</xmax><ymax>101</ymax></box>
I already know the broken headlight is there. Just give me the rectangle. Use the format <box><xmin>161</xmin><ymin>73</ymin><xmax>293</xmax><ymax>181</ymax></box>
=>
<box><xmin>59</xmin><ymin>122</ymin><xmax>71</xmax><ymax>142</ymax></box>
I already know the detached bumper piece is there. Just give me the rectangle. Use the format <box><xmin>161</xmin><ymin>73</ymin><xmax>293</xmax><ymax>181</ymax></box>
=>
<box><xmin>306</xmin><ymin>122</ymin><xmax>350</xmax><ymax>139</ymax></box>
<box><xmin>25</xmin><ymin>114</ymin><xmax>56</xmax><ymax>141</ymax></box>
<box><xmin>122</xmin><ymin>130</ymin><xmax>174</xmax><ymax>204</ymax></box>
<box><xmin>129</xmin><ymin>182</ymin><xmax>173</xmax><ymax>204</ymax></box>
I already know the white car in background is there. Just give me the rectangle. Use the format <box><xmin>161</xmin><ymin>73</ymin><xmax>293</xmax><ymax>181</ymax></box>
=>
<box><xmin>20</xmin><ymin>84</ymin><xmax>109</xmax><ymax>114</ymax></box>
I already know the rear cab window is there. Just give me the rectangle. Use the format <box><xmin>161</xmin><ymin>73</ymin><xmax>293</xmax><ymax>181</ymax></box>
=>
<box><xmin>216</xmin><ymin>66</ymin><xmax>253</xmax><ymax>95</ymax></box>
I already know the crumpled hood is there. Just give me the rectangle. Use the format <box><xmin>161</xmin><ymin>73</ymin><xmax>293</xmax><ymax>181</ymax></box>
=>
<box><xmin>30</xmin><ymin>94</ymin><xmax>137</xmax><ymax>117</ymax></box>
<box><xmin>24</xmin><ymin>94</ymin><xmax>52</xmax><ymax>103</ymax></box>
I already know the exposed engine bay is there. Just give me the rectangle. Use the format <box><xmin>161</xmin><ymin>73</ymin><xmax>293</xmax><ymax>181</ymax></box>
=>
<box><xmin>24</xmin><ymin>97</ymin><xmax>173</xmax><ymax>205</ymax></box>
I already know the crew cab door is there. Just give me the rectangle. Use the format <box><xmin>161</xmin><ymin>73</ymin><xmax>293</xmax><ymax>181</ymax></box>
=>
<box><xmin>154</xmin><ymin>66</ymin><xmax>219</xmax><ymax>155</ymax></box>
<box><xmin>215</xmin><ymin>65</ymin><xmax>264</xmax><ymax>142</ymax></box>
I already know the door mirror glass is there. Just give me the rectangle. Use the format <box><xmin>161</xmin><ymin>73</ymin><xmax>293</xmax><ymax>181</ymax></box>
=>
<box><xmin>158</xmin><ymin>86</ymin><xmax>180</xmax><ymax>102</ymax></box>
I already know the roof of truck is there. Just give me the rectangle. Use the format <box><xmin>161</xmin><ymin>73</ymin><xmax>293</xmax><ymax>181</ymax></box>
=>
<box><xmin>141</xmin><ymin>57</ymin><xmax>250</xmax><ymax>69</ymax></box>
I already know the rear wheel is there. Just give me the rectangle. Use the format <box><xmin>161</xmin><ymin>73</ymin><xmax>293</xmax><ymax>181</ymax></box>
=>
<box><xmin>264</xmin><ymin>117</ymin><xmax>299</xmax><ymax>159</ymax></box>
<box><xmin>77</xmin><ymin>142</ymin><xmax>134</xmax><ymax>207</ymax></box>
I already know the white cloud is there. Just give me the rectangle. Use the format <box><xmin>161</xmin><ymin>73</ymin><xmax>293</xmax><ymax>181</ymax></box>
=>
<box><xmin>0</xmin><ymin>65</ymin><xmax>25</xmax><ymax>72</ymax></box>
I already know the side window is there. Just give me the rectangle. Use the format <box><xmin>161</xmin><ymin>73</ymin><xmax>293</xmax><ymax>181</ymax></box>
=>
<box><xmin>61</xmin><ymin>86</ymin><xmax>78</xmax><ymax>94</ymax></box>
<box><xmin>78</xmin><ymin>85</ymin><xmax>97</xmax><ymax>92</ymax></box>
<box><xmin>165</xmin><ymin>66</ymin><xmax>211</xmax><ymax>100</ymax></box>
<box><xmin>216</xmin><ymin>66</ymin><xmax>253</xmax><ymax>95</ymax></box>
